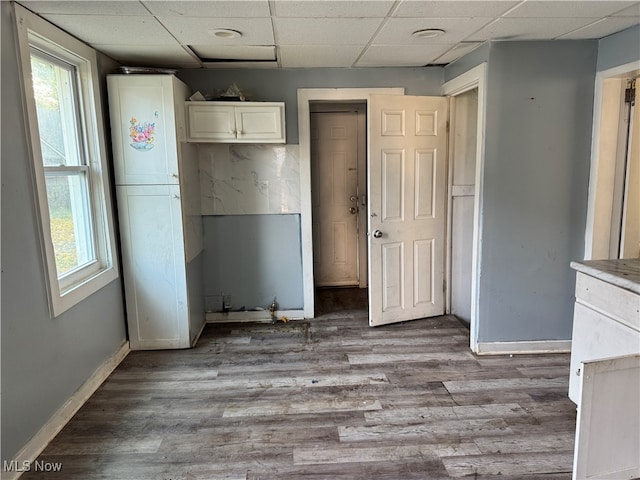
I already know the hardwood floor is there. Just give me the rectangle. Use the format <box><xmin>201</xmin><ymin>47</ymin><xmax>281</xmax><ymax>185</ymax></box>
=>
<box><xmin>24</xmin><ymin>308</ymin><xmax>577</xmax><ymax>479</ymax></box>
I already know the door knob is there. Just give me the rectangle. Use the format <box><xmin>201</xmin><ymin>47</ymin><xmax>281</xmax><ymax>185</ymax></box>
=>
<box><xmin>349</xmin><ymin>206</ymin><xmax>358</xmax><ymax>214</ymax></box>
<box><xmin>373</xmin><ymin>229</ymin><xmax>383</xmax><ymax>238</ymax></box>
<box><xmin>350</xmin><ymin>195</ymin><xmax>358</xmax><ymax>203</ymax></box>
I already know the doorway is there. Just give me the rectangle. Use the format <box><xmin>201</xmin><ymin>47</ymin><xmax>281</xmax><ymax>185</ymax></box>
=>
<box><xmin>310</xmin><ymin>102</ymin><xmax>367</xmax><ymax>290</ymax></box>
<box><xmin>586</xmin><ymin>62</ymin><xmax>640</xmax><ymax>260</ymax></box>
<box><xmin>297</xmin><ymin>88</ymin><xmax>405</xmax><ymax>318</ymax></box>
<box><xmin>448</xmin><ymin>88</ymin><xmax>479</xmax><ymax>326</ymax></box>
<box><xmin>442</xmin><ymin>63</ymin><xmax>487</xmax><ymax>352</ymax></box>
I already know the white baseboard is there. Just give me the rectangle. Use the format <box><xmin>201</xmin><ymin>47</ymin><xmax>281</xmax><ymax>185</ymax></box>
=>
<box><xmin>206</xmin><ymin>310</ymin><xmax>305</xmax><ymax>323</ymax></box>
<box><xmin>476</xmin><ymin>340</ymin><xmax>572</xmax><ymax>355</ymax></box>
<box><xmin>2</xmin><ymin>341</ymin><xmax>130</xmax><ymax>480</ymax></box>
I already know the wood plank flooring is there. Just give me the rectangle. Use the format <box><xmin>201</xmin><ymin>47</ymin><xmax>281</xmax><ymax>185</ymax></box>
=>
<box><xmin>22</xmin><ymin>309</ymin><xmax>577</xmax><ymax>479</ymax></box>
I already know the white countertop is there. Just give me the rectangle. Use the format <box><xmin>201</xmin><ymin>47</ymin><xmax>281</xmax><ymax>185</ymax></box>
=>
<box><xmin>570</xmin><ymin>258</ymin><xmax>640</xmax><ymax>295</ymax></box>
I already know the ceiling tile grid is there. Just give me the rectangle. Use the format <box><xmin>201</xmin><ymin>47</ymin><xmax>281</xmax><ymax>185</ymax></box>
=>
<box><xmin>17</xmin><ymin>0</ymin><xmax>640</xmax><ymax>69</ymax></box>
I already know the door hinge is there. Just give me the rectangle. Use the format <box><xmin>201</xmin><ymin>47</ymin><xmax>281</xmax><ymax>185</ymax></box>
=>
<box><xmin>625</xmin><ymin>80</ymin><xmax>636</xmax><ymax>105</ymax></box>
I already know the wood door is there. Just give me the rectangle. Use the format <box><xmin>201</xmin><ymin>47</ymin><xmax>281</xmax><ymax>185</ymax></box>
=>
<box><xmin>573</xmin><ymin>354</ymin><xmax>640</xmax><ymax>480</ymax></box>
<box><xmin>369</xmin><ymin>95</ymin><xmax>448</xmax><ymax>326</ymax></box>
<box><xmin>311</xmin><ymin>111</ymin><xmax>359</xmax><ymax>286</ymax></box>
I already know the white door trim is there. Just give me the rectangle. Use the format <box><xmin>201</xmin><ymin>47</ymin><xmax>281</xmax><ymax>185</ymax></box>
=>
<box><xmin>442</xmin><ymin>63</ymin><xmax>487</xmax><ymax>353</ymax></box>
<box><xmin>298</xmin><ymin>88</ymin><xmax>405</xmax><ymax>318</ymax></box>
<box><xmin>584</xmin><ymin>60</ymin><xmax>640</xmax><ymax>260</ymax></box>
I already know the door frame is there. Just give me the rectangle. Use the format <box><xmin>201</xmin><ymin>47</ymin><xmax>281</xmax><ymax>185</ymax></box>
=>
<box><xmin>442</xmin><ymin>63</ymin><xmax>487</xmax><ymax>353</ymax></box>
<box><xmin>584</xmin><ymin>60</ymin><xmax>640</xmax><ymax>260</ymax></box>
<box><xmin>298</xmin><ymin>88</ymin><xmax>404</xmax><ymax>317</ymax></box>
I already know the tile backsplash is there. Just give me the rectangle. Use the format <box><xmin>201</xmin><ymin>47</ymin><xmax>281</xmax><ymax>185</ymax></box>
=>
<box><xmin>198</xmin><ymin>144</ymin><xmax>301</xmax><ymax>215</ymax></box>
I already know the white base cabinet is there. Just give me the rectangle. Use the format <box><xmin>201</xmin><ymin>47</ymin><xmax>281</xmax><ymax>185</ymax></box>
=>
<box><xmin>108</xmin><ymin>74</ymin><xmax>204</xmax><ymax>350</ymax></box>
<box><xmin>569</xmin><ymin>260</ymin><xmax>640</xmax><ymax>480</ymax></box>
<box><xmin>186</xmin><ymin>101</ymin><xmax>285</xmax><ymax>143</ymax></box>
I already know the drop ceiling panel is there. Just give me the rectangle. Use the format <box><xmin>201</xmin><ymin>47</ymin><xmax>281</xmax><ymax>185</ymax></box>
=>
<box><xmin>505</xmin><ymin>1</ymin><xmax>637</xmax><ymax>18</ymax></box>
<box><xmin>611</xmin><ymin>3</ymin><xmax>640</xmax><ymax>16</ymax></box>
<box><xmin>393</xmin><ymin>1</ymin><xmax>519</xmax><ymax>18</ymax></box>
<box><xmin>95</xmin><ymin>44</ymin><xmax>200</xmax><ymax>68</ymax></box>
<box><xmin>273</xmin><ymin>0</ymin><xmax>394</xmax><ymax>17</ymax></box>
<box><xmin>558</xmin><ymin>16</ymin><xmax>640</xmax><ymax>39</ymax></box>
<box><xmin>467</xmin><ymin>17</ymin><xmax>599</xmax><ymax>41</ymax></box>
<box><xmin>157</xmin><ymin>16</ymin><xmax>274</xmax><ymax>45</ymax></box>
<box><xmin>373</xmin><ymin>17</ymin><xmax>494</xmax><ymax>45</ymax></box>
<box><xmin>191</xmin><ymin>45</ymin><xmax>276</xmax><ymax>60</ymax></box>
<box><xmin>20</xmin><ymin>1</ymin><xmax>151</xmax><ymax>15</ymax></box>
<box><xmin>357</xmin><ymin>44</ymin><xmax>452</xmax><ymax>67</ymax></box>
<box><xmin>279</xmin><ymin>45</ymin><xmax>364</xmax><ymax>67</ymax></box>
<box><xmin>274</xmin><ymin>17</ymin><xmax>385</xmax><ymax>45</ymax></box>
<box><xmin>41</xmin><ymin>14</ymin><xmax>178</xmax><ymax>45</ymax></box>
<box><xmin>143</xmin><ymin>1</ymin><xmax>271</xmax><ymax>18</ymax></box>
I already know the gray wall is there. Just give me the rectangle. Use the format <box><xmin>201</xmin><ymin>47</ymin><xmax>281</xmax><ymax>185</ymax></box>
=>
<box><xmin>1</xmin><ymin>3</ymin><xmax>127</xmax><ymax>461</ymax></box>
<box><xmin>596</xmin><ymin>25</ymin><xmax>640</xmax><ymax>72</ymax></box>
<box><xmin>202</xmin><ymin>215</ymin><xmax>303</xmax><ymax>311</ymax></box>
<box><xmin>178</xmin><ymin>67</ymin><xmax>444</xmax><ymax>143</ymax></box>
<box><xmin>466</xmin><ymin>41</ymin><xmax>598</xmax><ymax>343</ymax></box>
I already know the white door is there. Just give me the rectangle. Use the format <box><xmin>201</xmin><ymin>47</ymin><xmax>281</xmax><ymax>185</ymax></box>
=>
<box><xmin>116</xmin><ymin>184</ymin><xmax>190</xmax><ymax>350</ymax></box>
<box><xmin>312</xmin><ymin>111</ymin><xmax>359</xmax><ymax>286</ymax></box>
<box><xmin>369</xmin><ymin>95</ymin><xmax>448</xmax><ymax>326</ymax></box>
<box><xmin>573</xmin><ymin>354</ymin><xmax>640</xmax><ymax>480</ymax></box>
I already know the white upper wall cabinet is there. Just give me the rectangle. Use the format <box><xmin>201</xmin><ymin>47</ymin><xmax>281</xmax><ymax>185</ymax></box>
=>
<box><xmin>186</xmin><ymin>101</ymin><xmax>285</xmax><ymax>143</ymax></box>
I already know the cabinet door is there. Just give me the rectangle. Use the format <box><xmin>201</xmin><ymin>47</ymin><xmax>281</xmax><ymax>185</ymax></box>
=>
<box><xmin>573</xmin><ymin>354</ymin><xmax>640</xmax><ymax>480</ymax></box>
<box><xmin>186</xmin><ymin>104</ymin><xmax>236</xmax><ymax>141</ymax></box>
<box><xmin>235</xmin><ymin>104</ymin><xmax>285</xmax><ymax>143</ymax></box>
<box><xmin>569</xmin><ymin>302</ymin><xmax>640</xmax><ymax>403</ymax></box>
<box><xmin>107</xmin><ymin>75</ymin><xmax>180</xmax><ymax>185</ymax></box>
<box><xmin>116</xmin><ymin>185</ymin><xmax>190</xmax><ymax>350</ymax></box>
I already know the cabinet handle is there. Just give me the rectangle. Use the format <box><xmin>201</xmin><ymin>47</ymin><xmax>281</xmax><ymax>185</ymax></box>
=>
<box><xmin>173</xmin><ymin>194</ymin><xmax>180</xmax><ymax>199</ymax></box>
<box><xmin>171</xmin><ymin>174</ymin><xmax>179</xmax><ymax>178</ymax></box>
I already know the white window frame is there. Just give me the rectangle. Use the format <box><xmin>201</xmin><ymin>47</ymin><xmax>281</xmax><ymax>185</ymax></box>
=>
<box><xmin>15</xmin><ymin>4</ymin><xmax>119</xmax><ymax>316</ymax></box>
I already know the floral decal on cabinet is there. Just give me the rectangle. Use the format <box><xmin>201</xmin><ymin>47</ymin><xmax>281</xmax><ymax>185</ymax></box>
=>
<box><xmin>129</xmin><ymin>113</ymin><xmax>158</xmax><ymax>151</ymax></box>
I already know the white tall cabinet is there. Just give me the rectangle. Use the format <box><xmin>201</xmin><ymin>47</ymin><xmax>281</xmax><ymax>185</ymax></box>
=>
<box><xmin>108</xmin><ymin>74</ymin><xmax>204</xmax><ymax>350</ymax></box>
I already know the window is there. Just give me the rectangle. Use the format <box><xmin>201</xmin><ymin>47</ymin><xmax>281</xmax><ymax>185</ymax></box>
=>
<box><xmin>15</xmin><ymin>4</ymin><xmax>118</xmax><ymax>316</ymax></box>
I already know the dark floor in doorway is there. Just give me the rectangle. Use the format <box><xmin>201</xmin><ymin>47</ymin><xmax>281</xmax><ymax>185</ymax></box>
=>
<box><xmin>315</xmin><ymin>286</ymin><xmax>368</xmax><ymax>316</ymax></box>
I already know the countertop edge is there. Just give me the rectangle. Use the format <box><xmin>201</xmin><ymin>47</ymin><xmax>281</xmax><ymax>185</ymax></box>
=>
<box><xmin>571</xmin><ymin>260</ymin><xmax>640</xmax><ymax>295</ymax></box>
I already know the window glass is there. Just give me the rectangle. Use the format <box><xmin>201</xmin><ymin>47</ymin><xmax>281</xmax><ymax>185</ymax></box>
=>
<box><xmin>30</xmin><ymin>51</ymin><xmax>82</xmax><ymax>167</ymax></box>
<box><xmin>31</xmin><ymin>49</ymin><xmax>97</xmax><ymax>277</ymax></box>
<box><xmin>44</xmin><ymin>173</ymin><xmax>95</xmax><ymax>275</ymax></box>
